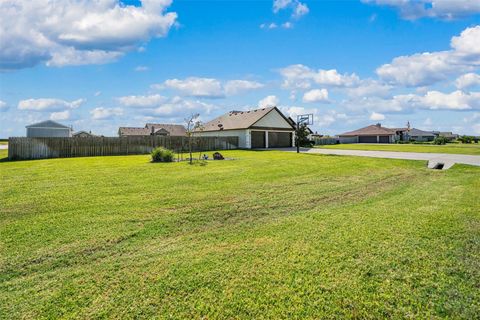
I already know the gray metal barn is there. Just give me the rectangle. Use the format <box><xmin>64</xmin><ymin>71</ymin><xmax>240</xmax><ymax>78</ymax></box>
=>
<box><xmin>26</xmin><ymin>120</ymin><xmax>72</xmax><ymax>138</ymax></box>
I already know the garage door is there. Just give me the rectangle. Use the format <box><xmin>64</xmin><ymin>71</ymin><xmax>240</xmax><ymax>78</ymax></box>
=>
<box><xmin>251</xmin><ymin>131</ymin><xmax>266</xmax><ymax>148</ymax></box>
<box><xmin>379</xmin><ymin>136</ymin><xmax>390</xmax><ymax>143</ymax></box>
<box><xmin>359</xmin><ymin>136</ymin><xmax>377</xmax><ymax>143</ymax></box>
<box><xmin>268</xmin><ymin>132</ymin><xmax>292</xmax><ymax>148</ymax></box>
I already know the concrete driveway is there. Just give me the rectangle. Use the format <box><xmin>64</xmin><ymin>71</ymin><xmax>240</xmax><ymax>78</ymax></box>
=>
<box><xmin>279</xmin><ymin>147</ymin><xmax>480</xmax><ymax>170</ymax></box>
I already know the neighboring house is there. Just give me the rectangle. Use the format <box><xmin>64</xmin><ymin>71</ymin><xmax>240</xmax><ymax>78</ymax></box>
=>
<box><xmin>408</xmin><ymin>128</ymin><xmax>436</xmax><ymax>142</ymax></box>
<box><xmin>26</xmin><ymin>120</ymin><xmax>72</xmax><ymax>138</ymax></box>
<box><xmin>438</xmin><ymin>131</ymin><xmax>459</xmax><ymax>141</ymax></box>
<box><xmin>338</xmin><ymin>123</ymin><xmax>398</xmax><ymax>143</ymax></box>
<box><xmin>118</xmin><ymin>123</ymin><xmax>187</xmax><ymax>137</ymax></box>
<box><xmin>196</xmin><ymin>107</ymin><xmax>296</xmax><ymax>148</ymax></box>
<box><xmin>72</xmin><ymin>131</ymin><xmax>96</xmax><ymax>138</ymax></box>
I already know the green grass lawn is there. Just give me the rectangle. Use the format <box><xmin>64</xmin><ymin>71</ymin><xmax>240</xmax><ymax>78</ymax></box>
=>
<box><xmin>1</xmin><ymin>151</ymin><xmax>479</xmax><ymax>318</ymax></box>
<box><xmin>316</xmin><ymin>143</ymin><xmax>480</xmax><ymax>155</ymax></box>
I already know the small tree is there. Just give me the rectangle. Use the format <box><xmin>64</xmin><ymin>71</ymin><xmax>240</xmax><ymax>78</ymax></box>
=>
<box><xmin>295</xmin><ymin>123</ymin><xmax>311</xmax><ymax>149</ymax></box>
<box><xmin>185</xmin><ymin>113</ymin><xmax>202</xmax><ymax>164</ymax></box>
<box><xmin>433</xmin><ymin>135</ymin><xmax>448</xmax><ymax>145</ymax></box>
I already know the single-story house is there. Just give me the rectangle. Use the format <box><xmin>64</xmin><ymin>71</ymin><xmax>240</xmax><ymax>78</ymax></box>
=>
<box><xmin>72</xmin><ymin>130</ymin><xmax>96</xmax><ymax>138</ymax></box>
<box><xmin>437</xmin><ymin>131</ymin><xmax>459</xmax><ymax>141</ymax></box>
<box><xmin>26</xmin><ymin>120</ymin><xmax>72</xmax><ymax>138</ymax></box>
<box><xmin>338</xmin><ymin>123</ymin><xmax>399</xmax><ymax>143</ymax></box>
<box><xmin>196</xmin><ymin>107</ymin><xmax>296</xmax><ymax>148</ymax></box>
<box><xmin>118</xmin><ymin>123</ymin><xmax>186</xmax><ymax>137</ymax></box>
<box><xmin>408</xmin><ymin>128</ymin><xmax>436</xmax><ymax>142</ymax></box>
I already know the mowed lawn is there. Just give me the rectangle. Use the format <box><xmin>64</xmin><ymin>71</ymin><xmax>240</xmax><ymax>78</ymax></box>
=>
<box><xmin>316</xmin><ymin>143</ymin><xmax>480</xmax><ymax>155</ymax></box>
<box><xmin>1</xmin><ymin>151</ymin><xmax>479</xmax><ymax>318</ymax></box>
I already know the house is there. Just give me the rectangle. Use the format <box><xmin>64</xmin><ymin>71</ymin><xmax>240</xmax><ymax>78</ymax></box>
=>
<box><xmin>338</xmin><ymin>123</ymin><xmax>398</xmax><ymax>143</ymax></box>
<box><xmin>118</xmin><ymin>123</ymin><xmax>186</xmax><ymax>137</ymax></box>
<box><xmin>72</xmin><ymin>131</ymin><xmax>96</xmax><ymax>138</ymax></box>
<box><xmin>196</xmin><ymin>107</ymin><xmax>296</xmax><ymax>148</ymax></box>
<box><xmin>408</xmin><ymin>128</ymin><xmax>436</xmax><ymax>142</ymax></box>
<box><xmin>26</xmin><ymin>120</ymin><xmax>72</xmax><ymax>137</ymax></box>
<box><xmin>438</xmin><ymin>131</ymin><xmax>459</xmax><ymax>141</ymax></box>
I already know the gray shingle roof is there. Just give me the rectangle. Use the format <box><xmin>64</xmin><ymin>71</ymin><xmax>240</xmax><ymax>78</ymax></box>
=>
<box><xmin>339</xmin><ymin>124</ymin><xmax>396</xmax><ymax>136</ymax></box>
<box><xmin>118</xmin><ymin>123</ymin><xmax>187</xmax><ymax>136</ymax></box>
<box><xmin>26</xmin><ymin>120</ymin><xmax>70</xmax><ymax>129</ymax></box>
<box><xmin>409</xmin><ymin>128</ymin><xmax>435</xmax><ymax>137</ymax></box>
<box><xmin>201</xmin><ymin>107</ymin><xmax>294</xmax><ymax>132</ymax></box>
<box><xmin>118</xmin><ymin>127</ymin><xmax>151</xmax><ymax>136</ymax></box>
<box><xmin>145</xmin><ymin>123</ymin><xmax>187</xmax><ymax>136</ymax></box>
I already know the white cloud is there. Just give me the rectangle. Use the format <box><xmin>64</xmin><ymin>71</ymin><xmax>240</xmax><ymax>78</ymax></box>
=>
<box><xmin>0</xmin><ymin>100</ymin><xmax>8</xmax><ymax>111</ymax></box>
<box><xmin>273</xmin><ymin>0</ymin><xmax>309</xmax><ymax>19</ymax></box>
<box><xmin>456</xmin><ymin>73</ymin><xmax>480</xmax><ymax>89</ymax></box>
<box><xmin>151</xmin><ymin>97</ymin><xmax>217</xmax><ymax>117</ymax></box>
<box><xmin>345</xmin><ymin>90</ymin><xmax>480</xmax><ymax>113</ymax></box>
<box><xmin>280</xmin><ymin>64</ymin><xmax>360</xmax><ymax>89</ymax></box>
<box><xmin>260</xmin><ymin>22</ymin><xmax>294</xmax><ymax>30</ymax></box>
<box><xmin>0</xmin><ymin>0</ymin><xmax>177</xmax><ymax>70</ymax></box>
<box><xmin>134</xmin><ymin>66</ymin><xmax>149</xmax><ymax>72</ymax></box>
<box><xmin>258</xmin><ymin>95</ymin><xmax>280</xmax><ymax>108</ymax></box>
<box><xmin>473</xmin><ymin>123</ymin><xmax>480</xmax><ymax>135</ymax></box>
<box><xmin>293</xmin><ymin>2</ymin><xmax>309</xmax><ymax>19</ymax></box>
<box><xmin>224</xmin><ymin>80</ymin><xmax>264</xmax><ymax>95</ymax></box>
<box><xmin>302</xmin><ymin>89</ymin><xmax>329</xmax><ymax>103</ymax></box>
<box><xmin>369</xmin><ymin>112</ymin><xmax>385</xmax><ymax>121</ymax></box>
<box><xmin>269</xmin><ymin>23</ymin><xmax>278</xmax><ymax>29</ymax></box>
<box><xmin>90</xmin><ymin>107</ymin><xmax>123</xmax><ymax>120</ymax></box>
<box><xmin>50</xmin><ymin>110</ymin><xmax>71</xmax><ymax>121</ymax></box>
<box><xmin>18</xmin><ymin>98</ymin><xmax>85</xmax><ymax>111</ymax></box>
<box><xmin>280</xmin><ymin>106</ymin><xmax>346</xmax><ymax>128</ymax></box>
<box><xmin>273</xmin><ymin>0</ymin><xmax>293</xmax><ymax>12</ymax></box>
<box><xmin>377</xmin><ymin>26</ymin><xmax>480</xmax><ymax>87</ymax></box>
<box><xmin>154</xmin><ymin>77</ymin><xmax>264</xmax><ymax>98</ymax></box>
<box><xmin>362</xmin><ymin>0</ymin><xmax>480</xmax><ymax>20</ymax></box>
<box><xmin>417</xmin><ymin>90</ymin><xmax>480</xmax><ymax>110</ymax></box>
<box><xmin>160</xmin><ymin>77</ymin><xmax>224</xmax><ymax>98</ymax></box>
<box><xmin>94</xmin><ymin>91</ymin><xmax>102</xmax><ymax>97</ymax></box>
<box><xmin>345</xmin><ymin>79</ymin><xmax>392</xmax><ymax>98</ymax></box>
<box><xmin>117</xmin><ymin>94</ymin><xmax>166</xmax><ymax>108</ymax></box>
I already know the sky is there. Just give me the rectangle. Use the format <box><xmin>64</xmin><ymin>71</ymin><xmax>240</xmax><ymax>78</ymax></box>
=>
<box><xmin>1</xmin><ymin>0</ymin><xmax>480</xmax><ymax>137</ymax></box>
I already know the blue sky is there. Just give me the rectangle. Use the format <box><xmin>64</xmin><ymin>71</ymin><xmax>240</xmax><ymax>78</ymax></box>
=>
<box><xmin>1</xmin><ymin>0</ymin><xmax>480</xmax><ymax>137</ymax></box>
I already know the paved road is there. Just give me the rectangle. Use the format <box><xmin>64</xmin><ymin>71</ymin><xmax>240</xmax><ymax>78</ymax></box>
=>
<box><xmin>279</xmin><ymin>147</ymin><xmax>480</xmax><ymax>169</ymax></box>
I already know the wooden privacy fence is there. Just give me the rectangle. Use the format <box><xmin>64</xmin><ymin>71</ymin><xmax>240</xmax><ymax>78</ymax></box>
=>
<box><xmin>8</xmin><ymin>136</ymin><xmax>239</xmax><ymax>160</ymax></box>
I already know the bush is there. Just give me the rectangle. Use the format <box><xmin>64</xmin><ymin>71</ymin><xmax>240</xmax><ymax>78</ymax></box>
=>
<box><xmin>433</xmin><ymin>136</ymin><xmax>449</xmax><ymax>145</ymax></box>
<box><xmin>151</xmin><ymin>147</ymin><xmax>174</xmax><ymax>162</ymax></box>
<box><xmin>458</xmin><ymin>135</ymin><xmax>474</xmax><ymax>144</ymax></box>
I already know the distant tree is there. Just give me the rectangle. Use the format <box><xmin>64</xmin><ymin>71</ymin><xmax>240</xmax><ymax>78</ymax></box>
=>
<box><xmin>458</xmin><ymin>135</ymin><xmax>474</xmax><ymax>144</ymax></box>
<box><xmin>185</xmin><ymin>113</ymin><xmax>202</xmax><ymax>164</ymax></box>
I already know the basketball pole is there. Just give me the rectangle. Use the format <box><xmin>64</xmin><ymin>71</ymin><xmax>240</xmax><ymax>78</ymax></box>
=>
<box><xmin>296</xmin><ymin>121</ymin><xmax>300</xmax><ymax>153</ymax></box>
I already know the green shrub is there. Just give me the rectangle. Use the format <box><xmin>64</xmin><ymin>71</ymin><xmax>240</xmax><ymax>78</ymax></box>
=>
<box><xmin>433</xmin><ymin>136</ymin><xmax>448</xmax><ymax>145</ymax></box>
<box><xmin>151</xmin><ymin>147</ymin><xmax>174</xmax><ymax>162</ymax></box>
<box><xmin>458</xmin><ymin>135</ymin><xmax>474</xmax><ymax>144</ymax></box>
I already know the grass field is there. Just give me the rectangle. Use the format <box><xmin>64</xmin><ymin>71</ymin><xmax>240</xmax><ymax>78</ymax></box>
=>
<box><xmin>1</xmin><ymin>151</ymin><xmax>479</xmax><ymax>318</ymax></box>
<box><xmin>316</xmin><ymin>143</ymin><xmax>480</xmax><ymax>155</ymax></box>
